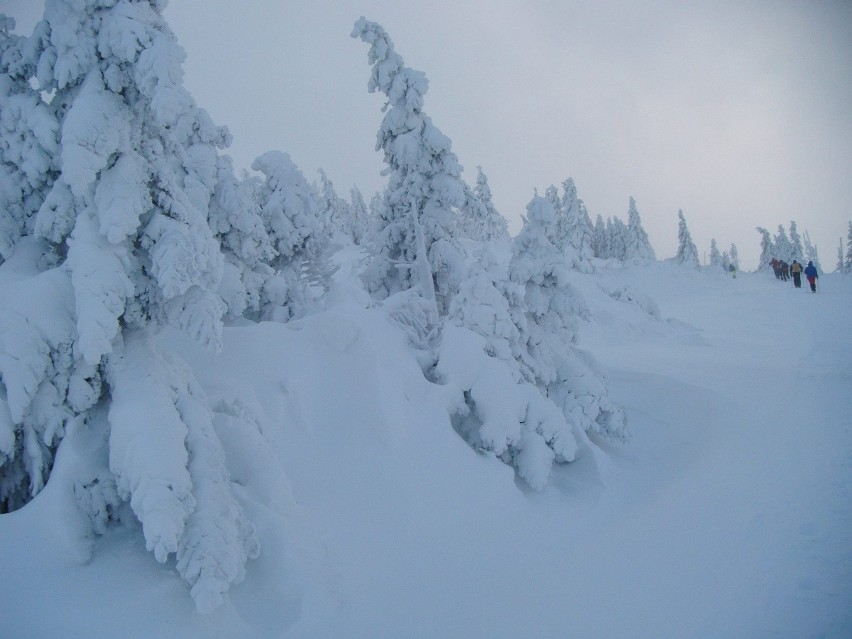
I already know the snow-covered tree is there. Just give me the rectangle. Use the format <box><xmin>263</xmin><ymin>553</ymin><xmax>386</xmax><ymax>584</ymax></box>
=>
<box><xmin>460</xmin><ymin>166</ymin><xmax>509</xmax><ymax>242</ymax></box>
<box><xmin>709</xmin><ymin>238</ymin><xmax>722</xmax><ymax>268</ymax></box>
<box><xmin>624</xmin><ymin>196</ymin><xmax>655</xmax><ymax>263</ymax></box>
<box><xmin>845</xmin><ymin>221</ymin><xmax>852</xmax><ymax>273</ymax></box>
<box><xmin>729</xmin><ymin>243</ymin><xmax>740</xmax><ymax>270</ymax></box>
<box><xmin>592</xmin><ymin>214</ymin><xmax>607</xmax><ymax>259</ymax></box>
<box><xmin>316</xmin><ymin>168</ymin><xmax>351</xmax><ymax>242</ymax></box>
<box><xmin>509</xmin><ymin>196</ymin><xmax>581</xmax><ymax>386</ymax></box>
<box><xmin>756</xmin><ymin>227</ymin><xmax>774</xmax><ymax>272</ymax></box>
<box><xmin>439</xmin><ymin>195</ymin><xmax>625</xmax><ymax>489</ymax></box>
<box><xmin>675</xmin><ymin>210</ymin><xmax>699</xmax><ymax>267</ymax></box>
<box><xmin>251</xmin><ymin>150</ymin><xmax>330</xmax><ymax>322</ymax></box>
<box><xmin>348</xmin><ymin>185</ymin><xmax>370</xmax><ymax>245</ymax></box>
<box><xmin>802</xmin><ymin>230</ymin><xmax>822</xmax><ymax>275</ymax></box>
<box><xmin>0</xmin><ymin>1</ymin><xmax>260</xmax><ymax>611</ymax></box>
<box><xmin>788</xmin><ymin>220</ymin><xmax>803</xmax><ymax>263</ymax></box>
<box><xmin>606</xmin><ymin>216</ymin><xmax>627</xmax><ymax>261</ymax></box>
<box><xmin>209</xmin><ymin>155</ymin><xmax>275</xmax><ymax>320</ymax></box>
<box><xmin>473</xmin><ymin>166</ymin><xmax>509</xmax><ymax>241</ymax></box>
<box><xmin>509</xmin><ymin>195</ymin><xmax>624</xmax><ymax>438</ymax></box>
<box><xmin>557</xmin><ymin>178</ymin><xmax>594</xmax><ymax>273</ymax></box>
<box><xmin>0</xmin><ymin>15</ymin><xmax>59</xmax><ymax>266</ymax></box>
<box><xmin>774</xmin><ymin>224</ymin><xmax>793</xmax><ymax>263</ymax></box>
<box><xmin>352</xmin><ymin>18</ymin><xmax>466</xmax><ymax>321</ymax></box>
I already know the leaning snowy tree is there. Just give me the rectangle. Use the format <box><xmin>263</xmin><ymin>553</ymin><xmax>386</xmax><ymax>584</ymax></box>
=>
<box><xmin>624</xmin><ymin>196</ymin><xmax>656</xmax><ymax>264</ymax></box>
<box><xmin>0</xmin><ymin>1</ymin><xmax>260</xmax><ymax>612</ymax></box>
<box><xmin>352</xmin><ymin>17</ymin><xmax>466</xmax><ymax>322</ymax></box>
<box><xmin>756</xmin><ymin>227</ymin><xmax>774</xmax><ymax>272</ymax></box>
<box><xmin>675</xmin><ymin>209</ymin><xmax>700</xmax><ymax>267</ymax></box>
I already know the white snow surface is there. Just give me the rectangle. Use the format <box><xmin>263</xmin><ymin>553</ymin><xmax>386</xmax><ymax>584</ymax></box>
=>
<box><xmin>1</xmin><ymin>259</ymin><xmax>850</xmax><ymax>638</ymax></box>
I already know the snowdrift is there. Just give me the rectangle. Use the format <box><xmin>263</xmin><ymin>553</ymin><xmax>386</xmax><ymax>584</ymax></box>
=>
<box><xmin>3</xmin><ymin>262</ymin><xmax>850</xmax><ymax>638</ymax></box>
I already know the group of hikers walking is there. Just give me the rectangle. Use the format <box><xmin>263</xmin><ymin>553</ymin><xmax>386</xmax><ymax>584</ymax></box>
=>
<box><xmin>770</xmin><ymin>258</ymin><xmax>819</xmax><ymax>292</ymax></box>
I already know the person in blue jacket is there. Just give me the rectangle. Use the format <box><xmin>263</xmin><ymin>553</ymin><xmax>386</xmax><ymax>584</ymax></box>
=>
<box><xmin>804</xmin><ymin>261</ymin><xmax>819</xmax><ymax>292</ymax></box>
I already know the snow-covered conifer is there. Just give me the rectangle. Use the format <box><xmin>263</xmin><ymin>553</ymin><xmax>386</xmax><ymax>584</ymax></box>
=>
<box><xmin>509</xmin><ymin>196</ymin><xmax>580</xmax><ymax>385</ymax></box>
<box><xmin>352</xmin><ymin>18</ymin><xmax>466</xmax><ymax>321</ymax></box>
<box><xmin>473</xmin><ymin>166</ymin><xmax>509</xmax><ymax>241</ymax></box>
<box><xmin>251</xmin><ymin>150</ymin><xmax>329</xmax><ymax>322</ymax></box>
<box><xmin>802</xmin><ymin>230</ymin><xmax>822</xmax><ymax>275</ymax></box>
<box><xmin>845</xmin><ymin>221</ymin><xmax>852</xmax><ymax>273</ymax></box>
<box><xmin>510</xmin><ymin>196</ymin><xmax>625</xmax><ymax>434</ymax></box>
<box><xmin>348</xmin><ymin>185</ymin><xmax>370</xmax><ymax>245</ymax></box>
<box><xmin>316</xmin><ymin>168</ymin><xmax>351</xmax><ymax>242</ymax></box>
<box><xmin>756</xmin><ymin>227</ymin><xmax>774</xmax><ymax>272</ymax></box>
<box><xmin>788</xmin><ymin>220</ymin><xmax>803</xmax><ymax>262</ymax></box>
<box><xmin>557</xmin><ymin>178</ymin><xmax>594</xmax><ymax>273</ymax></box>
<box><xmin>709</xmin><ymin>239</ymin><xmax>722</xmax><ymax>268</ymax></box>
<box><xmin>624</xmin><ymin>196</ymin><xmax>655</xmax><ymax>263</ymax></box>
<box><xmin>593</xmin><ymin>214</ymin><xmax>607</xmax><ymax>259</ymax></box>
<box><xmin>0</xmin><ymin>16</ymin><xmax>59</xmax><ymax>264</ymax></box>
<box><xmin>440</xmin><ymin>195</ymin><xmax>625</xmax><ymax>490</ymax></box>
<box><xmin>0</xmin><ymin>1</ymin><xmax>260</xmax><ymax>610</ymax></box>
<box><xmin>459</xmin><ymin>167</ymin><xmax>509</xmax><ymax>243</ymax></box>
<box><xmin>607</xmin><ymin>216</ymin><xmax>627</xmax><ymax>262</ymax></box>
<box><xmin>209</xmin><ymin>155</ymin><xmax>275</xmax><ymax>320</ymax></box>
<box><xmin>675</xmin><ymin>210</ymin><xmax>699</xmax><ymax>267</ymax></box>
<box><xmin>729</xmin><ymin>243</ymin><xmax>739</xmax><ymax>270</ymax></box>
<box><xmin>774</xmin><ymin>224</ymin><xmax>793</xmax><ymax>263</ymax></box>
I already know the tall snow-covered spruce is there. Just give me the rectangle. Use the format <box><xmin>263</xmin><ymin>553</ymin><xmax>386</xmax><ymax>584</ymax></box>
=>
<box><xmin>624</xmin><ymin>196</ymin><xmax>656</xmax><ymax>264</ymax></box>
<box><xmin>352</xmin><ymin>18</ymin><xmax>624</xmax><ymax>489</ymax></box>
<box><xmin>352</xmin><ymin>17</ymin><xmax>465</xmax><ymax>321</ymax></box>
<box><xmin>756</xmin><ymin>227</ymin><xmax>774</xmax><ymax>272</ymax></box>
<box><xmin>0</xmin><ymin>0</ymin><xmax>259</xmax><ymax>612</ymax></box>
<box><xmin>675</xmin><ymin>209</ymin><xmax>699</xmax><ymax>267</ymax></box>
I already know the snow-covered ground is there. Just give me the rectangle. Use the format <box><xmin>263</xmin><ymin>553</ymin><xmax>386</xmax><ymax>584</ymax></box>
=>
<box><xmin>2</xmin><ymin>262</ymin><xmax>850</xmax><ymax>638</ymax></box>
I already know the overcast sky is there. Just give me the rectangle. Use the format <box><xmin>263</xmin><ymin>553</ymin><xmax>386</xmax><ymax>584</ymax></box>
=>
<box><xmin>5</xmin><ymin>0</ymin><xmax>852</xmax><ymax>269</ymax></box>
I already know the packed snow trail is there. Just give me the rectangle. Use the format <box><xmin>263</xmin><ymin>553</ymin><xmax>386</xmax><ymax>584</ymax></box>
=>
<box><xmin>575</xmin><ymin>267</ymin><xmax>852</xmax><ymax>638</ymax></box>
<box><xmin>0</xmin><ymin>266</ymin><xmax>849</xmax><ymax>638</ymax></box>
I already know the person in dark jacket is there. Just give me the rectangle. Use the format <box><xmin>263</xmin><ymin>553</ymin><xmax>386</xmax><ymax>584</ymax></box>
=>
<box><xmin>790</xmin><ymin>260</ymin><xmax>803</xmax><ymax>288</ymax></box>
<box><xmin>804</xmin><ymin>261</ymin><xmax>819</xmax><ymax>292</ymax></box>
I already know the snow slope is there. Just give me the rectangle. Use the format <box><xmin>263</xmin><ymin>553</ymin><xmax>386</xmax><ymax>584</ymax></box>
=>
<box><xmin>2</xmin><ymin>262</ymin><xmax>850</xmax><ymax>638</ymax></box>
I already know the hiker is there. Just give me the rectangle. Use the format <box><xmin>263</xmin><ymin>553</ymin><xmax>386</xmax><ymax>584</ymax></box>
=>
<box><xmin>771</xmin><ymin>258</ymin><xmax>781</xmax><ymax>279</ymax></box>
<box><xmin>728</xmin><ymin>263</ymin><xmax>736</xmax><ymax>278</ymax></box>
<box><xmin>790</xmin><ymin>260</ymin><xmax>802</xmax><ymax>288</ymax></box>
<box><xmin>780</xmin><ymin>261</ymin><xmax>789</xmax><ymax>281</ymax></box>
<box><xmin>804</xmin><ymin>261</ymin><xmax>818</xmax><ymax>292</ymax></box>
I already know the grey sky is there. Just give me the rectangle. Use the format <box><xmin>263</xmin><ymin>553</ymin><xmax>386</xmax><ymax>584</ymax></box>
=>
<box><xmin>5</xmin><ymin>0</ymin><xmax>851</xmax><ymax>269</ymax></box>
